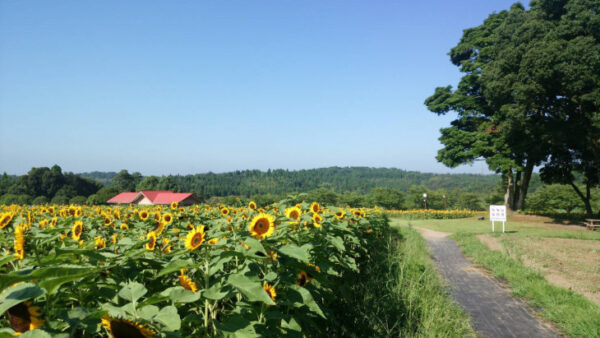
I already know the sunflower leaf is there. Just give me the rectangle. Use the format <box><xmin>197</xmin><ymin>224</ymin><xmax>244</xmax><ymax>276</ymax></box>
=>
<box><xmin>169</xmin><ymin>286</ymin><xmax>201</xmax><ymax>303</ymax></box>
<box><xmin>227</xmin><ymin>274</ymin><xmax>275</xmax><ymax>305</ymax></box>
<box><xmin>157</xmin><ymin>258</ymin><xmax>195</xmax><ymax>277</ymax></box>
<box><xmin>118</xmin><ymin>282</ymin><xmax>147</xmax><ymax>303</ymax></box>
<box><xmin>278</xmin><ymin>244</ymin><xmax>310</xmax><ymax>263</ymax></box>
<box><xmin>0</xmin><ymin>282</ymin><xmax>45</xmax><ymax>315</ymax></box>
<box><xmin>154</xmin><ymin>305</ymin><xmax>181</xmax><ymax>331</ymax></box>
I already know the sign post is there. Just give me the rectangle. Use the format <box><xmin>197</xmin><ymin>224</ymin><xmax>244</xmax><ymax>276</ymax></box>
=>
<box><xmin>489</xmin><ymin>205</ymin><xmax>506</xmax><ymax>233</ymax></box>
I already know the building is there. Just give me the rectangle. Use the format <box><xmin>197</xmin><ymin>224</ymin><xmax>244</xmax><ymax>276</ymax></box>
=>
<box><xmin>107</xmin><ymin>190</ymin><xmax>200</xmax><ymax>206</ymax></box>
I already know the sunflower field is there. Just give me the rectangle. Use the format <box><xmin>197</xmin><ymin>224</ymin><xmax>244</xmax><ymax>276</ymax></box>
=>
<box><xmin>385</xmin><ymin>209</ymin><xmax>486</xmax><ymax>219</ymax></box>
<box><xmin>0</xmin><ymin>201</ymin><xmax>387</xmax><ymax>337</ymax></box>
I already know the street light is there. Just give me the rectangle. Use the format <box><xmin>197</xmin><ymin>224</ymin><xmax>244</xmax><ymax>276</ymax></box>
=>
<box><xmin>443</xmin><ymin>194</ymin><xmax>447</xmax><ymax>209</ymax></box>
<box><xmin>423</xmin><ymin>193</ymin><xmax>427</xmax><ymax>210</ymax></box>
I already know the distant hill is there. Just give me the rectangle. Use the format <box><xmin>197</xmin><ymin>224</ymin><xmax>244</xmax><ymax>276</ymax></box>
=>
<box><xmin>78</xmin><ymin>167</ymin><xmax>506</xmax><ymax>197</ymax></box>
<box><xmin>78</xmin><ymin>171</ymin><xmax>118</xmax><ymax>185</ymax></box>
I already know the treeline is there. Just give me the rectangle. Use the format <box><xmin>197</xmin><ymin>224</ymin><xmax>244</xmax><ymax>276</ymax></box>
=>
<box><xmin>2</xmin><ymin>165</ymin><xmax>597</xmax><ymax>212</ymax></box>
<box><xmin>0</xmin><ymin>165</ymin><xmax>102</xmax><ymax>205</ymax></box>
<box><xmin>2</xmin><ymin>166</ymin><xmax>504</xmax><ymax>209</ymax></box>
<box><xmin>81</xmin><ymin>167</ymin><xmax>504</xmax><ymax>197</ymax></box>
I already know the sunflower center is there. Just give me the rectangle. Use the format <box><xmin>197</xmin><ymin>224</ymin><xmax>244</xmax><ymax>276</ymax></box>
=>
<box><xmin>255</xmin><ymin>218</ymin><xmax>269</xmax><ymax>234</ymax></box>
<box><xmin>290</xmin><ymin>211</ymin><xmax>299</xmax><ymax>219</ymax></box>
<box><xmin>110</xmin><ymin>320</ymin><xmax>147</xmax><ymax>338</ymax></box>
<box><xmin>8</xmin><ymin>303</ymin><xmax>31</xmax><ymax>333</ymax></box>
<box><xmin>191</xmin><ymin>233</ymin><xmax>203</xmax><ymax>247</ymax></box>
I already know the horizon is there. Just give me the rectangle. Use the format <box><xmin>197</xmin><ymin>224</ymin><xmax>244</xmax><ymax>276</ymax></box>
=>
<box><xmin>2</xmin><ymin>164</ymin><xmax>500</xmax><ymax>177</ymax></box>
<box><xmin>1</xmin><ymin>1</ymin><xmax>518</xmax><ymax>175</ymax></box>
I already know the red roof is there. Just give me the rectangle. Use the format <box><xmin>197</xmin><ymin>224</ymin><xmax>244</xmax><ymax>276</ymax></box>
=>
<box><xmin>107</xmin><ymin>192</ymin><xmax>140</xmax><ymax>204</ymax></box>
<box><xmin>107</xmin><ymin>190</ymin><xmax>196</xmax><ymax>204</ymax></box>
<box><xmin>151</xmin><ymin>192</ymin><xmax>193</xmax><ymax>204</ymax></box>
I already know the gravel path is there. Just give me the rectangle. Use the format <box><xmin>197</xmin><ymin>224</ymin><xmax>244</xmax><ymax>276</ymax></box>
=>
<box><xmin>416</xmin><ymin>227</ymin><xmax>559</xmax><ymax>338</ymax></box>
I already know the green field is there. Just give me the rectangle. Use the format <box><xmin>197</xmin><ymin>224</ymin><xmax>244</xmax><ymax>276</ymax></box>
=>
<box><xmin>391</xmin><ymin>215</ymin><xmax>600</xmax><ymax>337</ymax></box>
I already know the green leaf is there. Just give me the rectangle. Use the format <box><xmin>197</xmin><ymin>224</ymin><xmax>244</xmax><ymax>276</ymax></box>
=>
<box><xmin>215</xmin><ymin>314</ymin><xmax>259</xmax><ymax>338</ymax></box>
<box><xmin>157</xmin><ymin>259</ymin><xmax>195</xmax><ymax>277</ymax></box>
<box><xmin>287</xmin><ymin>285</ymin><xmax>325</xmax><ymax>318</ymax></box>
<box><xmin>278</xmin><ymin>244</ymin><xmax>310</xmax><ymax>263</ymax></box>
<box><xmin>101</xmin><ymin>303</ymin><xmax>126</xmax><ymax>318</ymax></box>
<box><xmin>39</xmin><ymin>267</ymin><xmax>101</xmax><ymax>294</ymax></box>
<box><xmin>154</xmin><ymin>305</ymin><xmax>181</xmax><ymax>331</ymax></box>
<box><xmin>0</xmin><ymin>255</ymin><xmax>16</xmax><ymax>267</ymax></box>
<box><xmin>329</xmin><ymin>236</ymin><xmax>345</xmax><ymax>252</ymax></box>
<box><xmin>203</xmin><ymin>282</ymin><xmax>230</xmax><ymax>300</ymax></box>
<box><xmin>227</xmin><ymin>274</ymin><xmax>275</xmax><ymax>305</ymax></box>
<box><xmin>169</xmin><ymin>286</ymin><xmax>201</xmax><ymax>303</ymax></box>
<box><xmin>18</xmin><ymin>330</ymin><xmax>53</xmax><ymax>338</ymax></box>
<box><xmin>118</xmin><ymin>282</ymin><xmax>147</xmax><ymax>303</ymax></box>
<box><xmin>0</xmin><ymin>282</ymin><xmax>45</xmax><ymax>315</ymax></box>
<box><xmin>138</xmin><ymin>305</ymin><xmax>159</xmax><ymax>320</ymax></box>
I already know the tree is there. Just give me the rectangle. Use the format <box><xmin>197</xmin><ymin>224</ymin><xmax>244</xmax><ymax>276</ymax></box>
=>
<box><xmin>112</xmin><ymin>170</ymin><xmax>138</xmax><ymax>192</ymax></box>
<box><xmin>137</xmin><ymin>176</ymin><xmax>160</xmax><ymax>191</ymax></box>
<box><xmin>425</xmin><ymin>1</ymin><xmax>600</xmax><ymax>212</ymax></box>
<box><xmin>526</xmin><ymin>184</ymin><xmax>583</xmax><ymax>213</ymax></box>
<box><xmin>369</xmin><ymin>187</ymin><xmax>404</xmax><ymax>210</ymax></box>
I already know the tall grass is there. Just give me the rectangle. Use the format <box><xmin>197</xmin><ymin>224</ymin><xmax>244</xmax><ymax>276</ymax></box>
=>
<box><xmin>327</xmin><ymin>221</ymin><xmax>474</xmax><ymax>337</ymax></box>
<box><xmin>453</xmin><ymin>232</ymin><xmax>600</xmax><ymax>337</ymax></box>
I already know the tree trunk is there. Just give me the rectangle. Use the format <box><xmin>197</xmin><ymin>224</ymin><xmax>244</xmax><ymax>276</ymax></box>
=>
<box><xmin>504</xmin><ymin>168</ymin><xmax>515</xmax><ymax>210</ymax></box>
<box><xmin>515</xmin><ymin>161</ymin><xmax>534</xmax><ymax>210</ymax></box>
<box><xmin>513</xmin><ymin>170</ymin><xmax>522</xmax><ymax>210</ymax></box>
<box><xmin>568</xmin><ymin>180</ymin><xmax>593</xmax><ymax>216</ymax></box>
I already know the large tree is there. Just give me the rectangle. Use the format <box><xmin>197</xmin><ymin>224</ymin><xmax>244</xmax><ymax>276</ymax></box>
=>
<box><xmin>425</xmin><ymin>0</ymin><xmax>600</xmax><ymax>214</ymax></box>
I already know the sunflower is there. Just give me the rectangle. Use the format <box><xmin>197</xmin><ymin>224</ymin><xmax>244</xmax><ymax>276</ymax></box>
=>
<box><xmin>72</xmin><ymin>221</ymin><xmax>83</xmax><ymax>241</ymax></box>
<box><xmin>94</xmin><ymin>236</ymin><xmax>106</xmax><ymax>250</ymax></box>
<box><xmin>170</xmin><ymin>201</ymin><xmax>178</xmax><ymax>210</ymax></box>
<box><xmin>178</xmin><ymin>269</ymin><xmax>198</xmax><ymax>293</ymax></box>
<box><xmin>353</xmin><ymin>209</ymin><xmax>363</xmax><ymax>218</ymax></box>
<box><xmin>312</xmin><ymin>213</ymin><xmax>322</xmax><ymax>228</ymax></box>
<box><xmin>13</xmin><ymin>224</ymin><xmax>26</xmax><ymax>260</ymax></box>
<box><xmin>75</xmin><ymin>208</ymin><xmax>83</xmax><ymax>218</ymax></box>
<box><xmin>101</xmin><ymin>315</ymin><xmax>154</xmax><ymax>338</ymax></box>
<box><xmin>139</xmin><ymin>210</ymin><xmax>149</xmax><ymax>221</ymax></box>
<box><xmin>285</xmin><ymin>207</ymin><xmax>302</xmax><ymax>221</ymax></box>
<box><xmin>50</xmin><ymin>217</ymin><xmax>58</xmax><ymax>228</ymax></box>
<box><xmin>297</xmin><ymin>271</ymin><xmax>313</xmax><ymax>286</ymax></box>
<box><xmin>249</xmin><ymin>213</ymin><xmax>275</xmax><ymax>239</ymax></box>
<box><xmin>0</xmin><ymin>212</ymin><xmax>13</xmax><ymax>229</ymax></box>
<box><xmin>7</xmin><ymin>301</ymin><xmax>44</xmax><ymax>334</ymax></box>
<box><xmin>334</xmin><ymin>210</ymin><xmax>346</xmax><ymax>221</ymax></box>
<box><xmin>104</xmin><ymin>217</ymin><xmax>113</xmax><ymax>226</ymax></box>
<box><xmin>154</xmin><ymin>222</ymin><xmax>166</xmax><ymax>236</ymax></box>
<box><xmin>146</xmin><ymin>232</ymin><xmax>157</xmax><ymax>251</ymax></box>
<box><xmin>263</xmin><ymin>283</ymin><xmax>276</xmax><ymax>301</ymax></box>
<box><xmin>208</xmin><ymin>238</ymin><xmax>219</xmax><ymax>245</ymax></box>
<box><xmin>120</xmin><ymin>223</ymin><xmax>129</xmax><ymax>230</ymax></box>
<box><xmin>248</xmin><ymin>201</ymin><xmax>257</xmax><ymax>210</ymax></box>
<box><xmin>161</xmin><ymin>213</ymin><xmax>173</xmax><ymax>225</ymax></box>
<box><xmin>221</xmin><ymin>207</ymin><xmax>230</xmax><ymax>217</ymax></box>
<box><xmin>185</xmin><ymin>226</ymin><xmax>205</xmax><ymax>251</ymax></box>
<box><xmin>310</xmin><ymin>202</ymin><xmax>320</xmax><ymax>214</ymax></box>
<box><xmin>161</xmin><ymin>238</ymin><xmax>172</xmax><ymax>253</ymax></box>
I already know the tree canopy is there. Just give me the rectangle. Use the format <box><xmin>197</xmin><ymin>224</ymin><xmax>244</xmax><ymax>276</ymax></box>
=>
<box><xmin>425</xmin><ymin>0</ymin><xmax>600</xmax><ymax>215</ymax></box>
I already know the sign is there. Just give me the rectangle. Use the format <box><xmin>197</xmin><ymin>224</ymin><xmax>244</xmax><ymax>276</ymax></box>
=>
<box><xmin>489</xmin><ymin>205</ymin><xmax>506</xmax><ymax>221</ymax></box>
<box><xmin>489</xmin><ymin>205</ymin><xmax>506</xmax><ymax>232</ymax></box>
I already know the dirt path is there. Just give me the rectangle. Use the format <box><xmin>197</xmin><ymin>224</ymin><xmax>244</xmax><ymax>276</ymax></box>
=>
<box><xmin>416</xmin><ymin>227</ymin><xmax>558</xmax><ymax>338</ymax></box>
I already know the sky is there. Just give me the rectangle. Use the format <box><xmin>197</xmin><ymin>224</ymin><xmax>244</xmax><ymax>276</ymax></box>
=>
<box><xmin>0</xmin><ymin>1</ymin><xmax>520</xmax><ymax>176</ymax></box>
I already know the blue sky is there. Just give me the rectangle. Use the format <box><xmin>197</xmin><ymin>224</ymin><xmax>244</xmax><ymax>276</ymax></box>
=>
<box><xmin>0</xmin><ymin>1</ymin><xmax>519</xmax><ymax>176</ymax></box>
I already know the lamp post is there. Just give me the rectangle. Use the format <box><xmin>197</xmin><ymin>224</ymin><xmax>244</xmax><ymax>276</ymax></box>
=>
<box><xmin>443</xmin><ymin>194</ymin><xmax>447</xmax><ymax>209</ymax></box>
<box><xmin>423</xmin><ymin>193</ymin><xmax>427</xmax><ymax>210</ymax></box>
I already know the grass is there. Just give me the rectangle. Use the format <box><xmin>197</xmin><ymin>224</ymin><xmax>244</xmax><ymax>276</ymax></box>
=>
<box><xmin>391</xmin><ymin>215</ymin><xmax>600</xmax><ymax>337</ymax></box>
<box><xmin>453</xmin><ymin>232</ymin><xmax>600</xmax><ymax>337</ymax></box>
<box><xmin>328</xmin><ymin>219</ymin><xmax>474</xmax><ymax>337</ymax></box>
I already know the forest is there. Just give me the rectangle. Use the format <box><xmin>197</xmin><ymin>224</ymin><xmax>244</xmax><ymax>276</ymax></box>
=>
<box><xmin>3</xmin><ymin>165</ymin><xmax>598</xmax><ymax>213</ymax></box>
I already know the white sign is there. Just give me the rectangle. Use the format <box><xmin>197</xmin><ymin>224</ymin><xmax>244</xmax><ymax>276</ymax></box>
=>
<box><xmin>489</xmin><ymin>205</ymin><xmax>506</xmax><ymax>221</ymax></box>
<box><xmin>489</xmin><ymin>205</ymin><xmax>506</xmax><ymax>232</ymax></box>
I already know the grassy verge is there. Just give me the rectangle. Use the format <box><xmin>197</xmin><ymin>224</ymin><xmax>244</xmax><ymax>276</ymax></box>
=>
<box><xmin>329</xmin><ymin>220</ymin><xmax>474</xmax><ymax>337</ymax></box>
<box><xmin>452</xmin><ymin>232</ymin><xmax>600</xmax><ymax>337</ymax></box>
